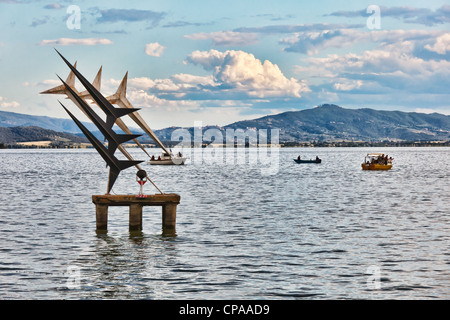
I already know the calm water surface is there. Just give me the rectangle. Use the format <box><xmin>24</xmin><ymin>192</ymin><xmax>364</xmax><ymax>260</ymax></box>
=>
<box><xmin>0</xmin><ymin>147</ymin><xmax>448</xmax><ymax>299</ymax></box>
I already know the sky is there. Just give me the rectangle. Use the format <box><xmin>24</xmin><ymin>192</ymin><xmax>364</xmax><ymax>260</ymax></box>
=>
<box><xmin>0</xmin><ymin>0</ymin><xmax>449</xmax><ymax>129</ymax></box>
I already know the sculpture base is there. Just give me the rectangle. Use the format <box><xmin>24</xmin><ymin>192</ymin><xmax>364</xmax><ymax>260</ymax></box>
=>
<box><xmin>92</xmin><ymin>194</ymin><xmax>180</xmax><ymax>232</ymax></box>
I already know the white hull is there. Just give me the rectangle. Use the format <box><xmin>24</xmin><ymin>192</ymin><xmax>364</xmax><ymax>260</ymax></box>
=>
<box><xmin>149</xmin><ymin>157</ymin><xmax>187</xmax><ymax>165</ymax></box>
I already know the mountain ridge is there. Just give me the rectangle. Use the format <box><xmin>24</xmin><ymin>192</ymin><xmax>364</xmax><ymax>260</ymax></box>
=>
<box><xmin>0</xmin><ymin>126</ymin><xmax>88</xmax><ymax>145</ymax></box>
<box><xmin>154</xmin><ymin>104</ymin><xmax>450</xmax><ymax>142</ymax></box>
<box><xmin>1</xmin><ymin>104</ymin><xmax>449</xmax><ymax>144</ymax></box>
<box><xmin>0</xmin><ymin>109</ymin><xmax>97</xmax><ymax>133</ymax></box>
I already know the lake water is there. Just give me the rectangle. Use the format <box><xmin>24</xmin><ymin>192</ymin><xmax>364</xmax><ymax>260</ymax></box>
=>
<box><xmin>0</xmin><ymin>147</ymin><xmax>449</xmax><ymax>299</ymax></box>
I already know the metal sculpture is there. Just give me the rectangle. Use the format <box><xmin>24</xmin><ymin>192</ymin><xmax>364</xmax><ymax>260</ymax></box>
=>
<box><xmin>59</xmin><ymin>101</ymin><xmax>142</xmax><ymax>193</ymax></box>
<box><xmin>41</xmin><ymin>51</ymin><xmax>183</xmax><ymax>232</ymax></box>
<box><xmin>47</xmin><ymin>50</ymin><xmax>151</xmax><ymax>194</ymax></box>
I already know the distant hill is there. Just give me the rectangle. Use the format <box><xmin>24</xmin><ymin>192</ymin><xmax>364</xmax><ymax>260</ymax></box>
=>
<box><xmin>1</xmin><ymin>105</ymin><xmax>449</xmax><ymax>144</ymax></box>
<box><xmin>0</xmin><ymin>110</ymin><xmax>96</xmax><ymax>133</ymax></box>
<box><xmin>0</xmin><ymin>126</ymin><xmax>87</xmax><ymax>144</ymax></box>
<box><xmin>154</xmin><ymin>104</ymin><xmax>450</xmax><ymax>142</ymax></box>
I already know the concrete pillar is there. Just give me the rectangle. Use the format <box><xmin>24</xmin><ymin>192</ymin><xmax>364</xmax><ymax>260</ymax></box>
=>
<box><xmin>162</xmin><ymin>204</ymin><xmax>177</xmax><ymax>229</ymax></box>
<box><xmin>129</xmin><ymin>204</ymin><xmax>143</xmax><ymax>231</ymax></box>
<box><xmin>96</xmin><ymin>204</ymin><xmax>108</xmax><ymax>230</ymax></box>
<box><xmin>92</xmin><ymin>194</ymin><xmax>180</xmax><ymax>233</ymax></box>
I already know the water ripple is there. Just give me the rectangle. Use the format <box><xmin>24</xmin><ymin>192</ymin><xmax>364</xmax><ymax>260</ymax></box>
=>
<box><xmin>0</xmin><ymin>147</ymin><xmax>449</xmax><ymax>299</ymax></box>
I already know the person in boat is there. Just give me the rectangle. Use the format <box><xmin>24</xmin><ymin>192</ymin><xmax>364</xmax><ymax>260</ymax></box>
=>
<box><xmin>297</xmin><ymin>155</ymin><xmax>301</xmax><ymax>160</ymax></box>
<box><xmin>151</xmin><ymin>155</ymin><xmax>155</xmax><ymax>161</ymax></box>
<box><xmin>178</xmin><ymin>151</ymin><xmax>182</xmax><ymax>157</ymax></box>
<box><xmin>316</xmin><ymin>156</ymin><xmax>320</xmax><ymax>161</ymax></box>
<box><xmin>157</xmin><ymin>155</ymin><xmax>161</xmax><ymax>160</ymax></box>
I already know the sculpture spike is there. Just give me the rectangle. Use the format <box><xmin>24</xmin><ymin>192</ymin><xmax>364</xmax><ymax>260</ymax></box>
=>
<box><xmin>79</xmin><ymin>66</ymin><xmax>102</xmax><ymax>100</ymax></box>
<box><xmin>40</xmin><ymin>61</ymin><xmax>77</xmax><ymax>95</ymax></box>
<box><xmin>59</xmin><ymin>101</ymin><xmax>142</xmax><ymax>194</ymax></box>
<box><xmin>55</xmin><ymin>49</ymin><xmax>140</xmax><ymax>121</ymax></box>
<box><xmin>57</xmin><ymin>75</ymin><xmax>142</xmax><ymax>156</ymax></box>
<box><xmin>108</xmin><ymin>71</ymin><xmax>128</xmax><ymax>104</ymax></box>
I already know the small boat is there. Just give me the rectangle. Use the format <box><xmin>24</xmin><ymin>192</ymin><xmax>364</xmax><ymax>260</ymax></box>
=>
<box><xmin>149</xmin><ymin>152</ymin><xmax>187</xmax><ymax>165</ymax></box>
<box><xmin>361</xmin><ymin>153</ymin><xmax>393</xmax><ymax>170</ymax></box>
<box><xmin>294</xmin><ymin>157</ymin><xmax>321</xmax><ymax>164</ymax></box>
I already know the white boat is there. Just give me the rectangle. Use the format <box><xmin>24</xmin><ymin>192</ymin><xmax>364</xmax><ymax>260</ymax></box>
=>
<box><xmin>150</xmin><ymin>152</ymin><xmax>188</xmax><ymax>165</ymax></box>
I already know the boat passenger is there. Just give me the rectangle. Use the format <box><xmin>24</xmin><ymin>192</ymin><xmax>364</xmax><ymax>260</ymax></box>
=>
<box><xmin>151</xmin><ymin>155</ymin><xmax>155</xmax><ymax>160</ymax></box>
<box><xmin>297</xmin><ymin>156</ymin><xmax>301</xmax><ymax>160</ymax></box>
<box><xmin>158</xmin><ymin>156</ymin><xmax>161</xmax><ymax>160</ymax></box>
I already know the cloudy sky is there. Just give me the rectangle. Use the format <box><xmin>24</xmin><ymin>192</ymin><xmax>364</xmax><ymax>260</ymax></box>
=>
<box><xmin>0</xmin><ymin>0</ymin><xmax>449</xmax><ymax>129</ymax></box>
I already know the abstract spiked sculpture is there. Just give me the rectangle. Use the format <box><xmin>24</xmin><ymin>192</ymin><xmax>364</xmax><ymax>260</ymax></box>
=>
<box><xmin>55</xmin><ymin>49</ymin><xmax>141</xmax><ymax>131</ymax></box>
<box><xmin>54</xmin><ymin>50</ymin><xmax>144</xmax><ymax>194</ymax></box>
<box><xmin>40</xmin><ymin>61</ymin><xmax>78</xmax><ymax>95</ymax></box>
<box><xmin>57</xmin><ymin>75</ymin><xmax>142</xmax><ymax>157</ymax></box>
<box><xmin>59</xmin><ymin>102</ymin><xmax>142</xmax><ymax>193</ymax></box>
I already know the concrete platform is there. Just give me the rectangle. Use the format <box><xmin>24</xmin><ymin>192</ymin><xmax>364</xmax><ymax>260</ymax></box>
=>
<box><xmin>92</xmin><ymin>194</ymin><xmax>180</xmax><ymax>232</ymax></box>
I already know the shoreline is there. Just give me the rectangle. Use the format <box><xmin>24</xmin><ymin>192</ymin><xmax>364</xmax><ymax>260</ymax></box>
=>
<box><xmin>2</xmin><ymin>140</ymin><xmax>449</xmax><ymax>149</ymax></box>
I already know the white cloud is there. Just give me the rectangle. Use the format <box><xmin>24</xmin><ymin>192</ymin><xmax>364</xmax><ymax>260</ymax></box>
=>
<box><xmin>425</xmin><ymin>33</ymin><xmax>450</xmax><ymax>54</ymax></box>
<box><xmin>1</xmin><ymin>101</ymin><xmax>20</xmax><ymax>108</ymax></box>
<box><xmin>304</xmin><ymin>46</ymin><xmax>450</xmax><ymax>80</ymax></box>
<box><xmin>126</xmin><ymin>75</ymin><xmax>214</xmax><ymax>92</ymax></box>
<box><xmin>281</xmin><ymin>29</ymin><xmax>446</xmax><ymax>54</ymax></box>
<box><xmin>95</xmin><ymin>49</ymin><xmax>310</xmax><ymax>126</ymax></box>
<box><xmin>145</xmin><ymin>42</ymin><xmax>166</xmax><ymax>57</ymax></box>
<box><xmin>115</xmin><ymin>49</ymin><xmax>309</xmax><ymax>103</ymax></box>
<box><xmin>43</xmin><ymin>3</ymin><xmax>62</xmax><ymax>10</ymax></box>
<box><xmin>126</xmin><ymin>89</ymin><xmax>198</xmax><ymax>111</ymax></box>
<box><xmin>295</xmin><ymin>37</ymin><xmax>450</xmax><ymax>98</ymax></box>
<box><xmin>328</xmin><ymin>5</ymin><xmax>450</xmax><ymax>26</ymax></box>
<box><xmin>185</xmin><ymin>31</ymin><xmax>259</xmax><ymax>46</ymax></box>
<box><xmin>334</xmin><ymin>79</ymin><xmax>363</xmax><ymax>91</ymax></box>
<box><xmin>186</xmin><ymin>49</ymin><xmax>309</xmax><ymax>98</ymax></box>
<box><xmin>38</xmin><ymin>38</ymin><xmax>113</xmax><ymax>46</ymax></box>
<box><xmin>185</xmin><ymin>49</ymin><xmax>228</xmax><ymax>70</ymax></box>
<box><xmin>0</xmin><ymin>96</ymin><xmax>20</xmax><ymax>108</ymax></box>
<box><xmin>171</xmin><ymin>73</ymin><xmax>215</xmax><ymax>86</ymax></box>
<box><xmin>41</xmin><ymin>79</ymin><xmax>61</xmax><ymax>86</ymax></box>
